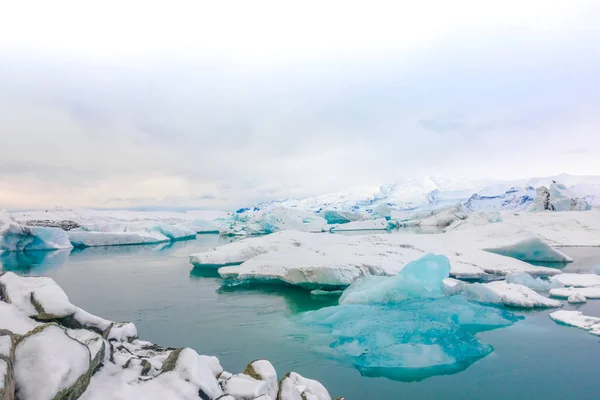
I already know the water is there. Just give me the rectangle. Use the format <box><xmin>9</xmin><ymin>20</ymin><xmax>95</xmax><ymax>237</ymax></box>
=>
<box><xmin>2</xmin><ymin>238</ymin><xmax>600</xmax><ymax>399</ymax></box>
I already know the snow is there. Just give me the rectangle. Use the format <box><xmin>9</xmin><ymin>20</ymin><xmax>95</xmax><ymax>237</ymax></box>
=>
<box><xmin>479</xmin><ymin>281</ymin><xmax>562</xmax><ymax>308</ymax></box>
<box><xmin>191</xmin><ymin>230</ymin><xmax>560</xmax><ymax>288</ymax></box>
<box><xmin>549</xmin><ymin>287</ymin><xmax>600</xmax><ymax>299</ymax></box>
<box><xmin>169</xmin><ymin>348</ymin><xmax>223</xmax><ymax>399</ymax></box>
<box><xmin>330</xmin><ymin>219</ymin><xmax>391</xmax><ymax>231</ymax></box>
<box><xmin>285</xmin><ymin>372</ymin><xmax>331</xmax><ymax>400</ymax></box>
<box><xmin>299</xmin><ymin>254</ymin><xmax>520</xmax><ymax>381</ymax></box>
<box><xmin>221</xmin><ymin>374</ymin><xmax>269</xmax><ymax>399</ymax></box>
<box><xmin>567</xmin><ymin>293</ymin><xmax>587</xmax><ymax>304</ymax></box>
<box><xmin>0</xmin><ymin>272</ymin><xmax>76</xmax><ymax>318</ymax></box>
<box><xmin>505</xmin><ymin>272</ymin><xmax>563</xmax><ymax>291</ymax></box>
<box><xmin>68</xmin><ymin>231</ymin><xmax>170</xmax><ymax>248</ymax></box>
<box><xmin>550</xmin><ymin>273</ymin><xmax>600</xmax><ymax>288</ymax></box>
<box><xmin>499</xmin><ymin>210</ymin><xmax>600</xmax><ymax>247</ymax></box>
<box><xmin>220</xmin><ymin>208</ymin><xmax>328</xmax><ymax>236</ymax></box>
<box><xmin>13</xmin><ymin>324</ymin><xmax>91</xmax><ymax>400</ymax></box>
<box><xmin>0</xmin><ymin>335</ymin><xmax>11</xmax><ymax>357</ymax></box>
<box><xmin>245</xmin><ymin>359</ymin><xmax>278</xmax><ymax>399</ymax></box>
<box><xmin>549</xmin><ymin>310</ymin><xmax>600</xmax><ymax>336</ymax></box>
<box><xmin>444</xmin><ymin>223</ymin><xmax>572</xmax><ymax>263</ymax></box>
<box><xmin>66</xmin><ymin>329</ymin><xmax>105</xmax><ymax>361</ymax></box>
<box><xmin>0</xmin><ymin>302</ymin><xmax>41</xmax><ymax>335</ymax></box>
<box><xmin>0</xmin><ymin>211</ymin><xmax>73</xmax><ymax>252</ymax></box>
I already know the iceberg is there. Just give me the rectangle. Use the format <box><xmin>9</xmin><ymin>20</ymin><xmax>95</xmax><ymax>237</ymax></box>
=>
<box><xmin>505</xmin><ymin>272</ymin><xmax>563</xmax><ymax>291</ymax></box>
<box><xmin>550</xmin><ymin>273</ymin><xmax>600</xmax><ymax>288</ymax></box>
<box><xmin>0</xmin><ymin>211</ymin><xmax>73</xmax><ymax>252</ymax></box>
<box><xmin>190</xmin><ymin>230</ymin><xmax>560</xmax><ymax>289</ymax></box>
<box><xmin>298</xmin><ymin>254</ymin><xmax>520</xmax><ymax>382</ymax></box>
<box><xmin>220</xmin><ymin>208</ymin><xmax>328</xmax><ymax>236</ymax></box>
<box><xmin>550</xmin><ymin>310</ymin><xmax>600</xmax><ymax>336</ymax></box>
<box><xmin>330</xmin><ymin>218</ymin><xmax>392</xmax><ymax>232</ymax></box>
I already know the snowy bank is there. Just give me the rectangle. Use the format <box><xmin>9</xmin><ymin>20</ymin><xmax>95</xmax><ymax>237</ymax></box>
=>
<box><xmin>0</xmin><ymin>271</ymin><xmax>335</xmax><ymax>400</ymax></box>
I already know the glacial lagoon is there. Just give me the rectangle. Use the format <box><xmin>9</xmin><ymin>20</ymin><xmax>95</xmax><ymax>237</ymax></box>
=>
<box><xmin>2</xmin><ymin>236</ymin><xmax>600</xmax><ymax>400</ymax></box>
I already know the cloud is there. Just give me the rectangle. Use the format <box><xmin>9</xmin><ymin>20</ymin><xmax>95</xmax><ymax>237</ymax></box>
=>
<box><xmin>0</xmin><ymin>1</ymin><xmax>600</xmax><ymax>209</ymax></box>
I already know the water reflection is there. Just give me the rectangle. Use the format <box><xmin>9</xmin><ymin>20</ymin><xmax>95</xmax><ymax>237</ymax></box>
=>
<box><xmin>0</xmin><ymin>248</ymin><xmax>71</xmax><ymax>274</ymax></box>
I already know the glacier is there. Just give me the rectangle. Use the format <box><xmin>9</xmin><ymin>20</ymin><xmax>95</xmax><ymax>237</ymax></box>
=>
<box><xmin>298</xmin><ymin>254</ymin><xmax>521</xmax><ymax>382</ymax></box>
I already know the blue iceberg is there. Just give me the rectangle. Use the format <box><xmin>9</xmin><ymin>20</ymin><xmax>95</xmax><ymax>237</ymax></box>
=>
<box><xmin>299</xmin><ymin>254</ymin><xmax>520</xmax><ymax>382</ymax></box>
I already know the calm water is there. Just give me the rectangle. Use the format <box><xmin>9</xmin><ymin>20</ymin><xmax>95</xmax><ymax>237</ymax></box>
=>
<box><xmin>2</xmin><ymin>236</ymin><xmax>600</xmax><ymax>400</ymax></box>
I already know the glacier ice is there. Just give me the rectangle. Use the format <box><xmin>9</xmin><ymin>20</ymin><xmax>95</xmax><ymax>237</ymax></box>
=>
<box><xmin>298</xmin><ymin>254</ymin><xmax>520</xmax><ymax>382</ymax></box>
<box><xmin>220</xmin><ymin>208</ymin><xmax>328</xmax><ymax>236</ymax></box>
<box><xmin>505</xmin><ymin>272</ymin><xmax>563</xmax><ymax>291</ymax></box>
<box><xmin>0</xmin><ymin>211</ymin><xmax>73</xmax><ymax>252</ymax></box>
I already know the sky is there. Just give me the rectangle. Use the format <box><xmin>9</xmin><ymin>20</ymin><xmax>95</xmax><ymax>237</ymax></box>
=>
<box><xmin>1</xmin><ymin>0</ymin><xmax>600</xmax><ymax>210</ymax></box>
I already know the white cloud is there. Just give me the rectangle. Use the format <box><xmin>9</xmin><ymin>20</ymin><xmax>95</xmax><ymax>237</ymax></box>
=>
<box><xmin>0</xmin><ymin>0</ymin><xmax>599</xmax><ymax>209</ymax></box>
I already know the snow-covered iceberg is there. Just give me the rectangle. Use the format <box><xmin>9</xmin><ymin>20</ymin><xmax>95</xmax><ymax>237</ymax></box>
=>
<box><xmin>221</xmin><ymin>208</ymin><xmax>328</xmax><ymax>236</ymax></box>
<box><xmin>0</xmin><ymin>271</ymin><xmax>335</xmax><ymax>400</ymax></box>
<box><xmin>298</xmin><ymin>254</ymin><xmax>521</xmax><ymax>381</ymax></box>
<box><xmin>529</xmin><ymin>183</ymin><xmax>591</xmax><ymax>212</ymax></box>
<box><xmin>550</xmin><ymin>310</ymin><xmax>600</xmax><ymax>336</ymax></box>
<box><xmin>190</xmin><ymin>230</ymin><xmax>561</xmax><ymax>289</ymax></box>
<box><xmin>0</xmin><ymin>212</ymin><xmax>73</xmax><ymax>252</ymax></box>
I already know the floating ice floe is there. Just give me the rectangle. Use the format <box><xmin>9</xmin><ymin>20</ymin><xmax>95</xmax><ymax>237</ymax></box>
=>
<box><xmin>505</xmin><ymin>272</ymin><xmax>563</xmax><ymax>291</ymax></box>
<box><xmin>549</xmin><ymin>310</ymin><xmax>600</xmax><ymax>336</ymax></box>
<box><xmin>443</xmin><ymin>223</ymin><xmax>572</xmax><ymax>263</ymax></box>
<box><xmin>475</xmin><ymin>281</ymin><xmax>562</xmax><ymax>308</ymax></box>
<box><xmin>0</xmin><ymin>271</ymin><xmax>335</xmax><ymax>400</ymax></box>
<box><xmin>550</xmin><ymin>273</ymin><xmax>600</xmax><ymax>288</ymax></box>
<box><xmin>68</xmin><ymin>223</ymin><xmax>197</xmax><ymax>248</ymax></box>
<box><xmin>190</xmin><ymin>230</ymin><xmax>561</xmax><ymax>289</ymax></box>
<box><xmin>549</xmin><ymin>287</ymin><xmax>600</xmax><ymax>300</ymax></box>
<box><xmin>298</xmin><ymin>254</ymin><xmax>521</xmax><ymax>382</ymax></box>
<box><xmin>0</xmin><ymin>211</ymin><xmax>73</xmax><ymax>252</ymax></box>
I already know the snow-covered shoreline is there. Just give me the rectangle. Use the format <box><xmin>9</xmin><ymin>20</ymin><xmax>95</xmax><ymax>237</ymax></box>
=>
<box><xmin>0</xmin><ymin>271</ymin><xmax>337</xmax><ymax>400</ymax></box>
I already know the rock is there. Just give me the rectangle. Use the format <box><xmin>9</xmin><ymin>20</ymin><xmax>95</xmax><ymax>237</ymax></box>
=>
<box><xmin>243</xmin><ymin>360</ymin><xmax>278</xmax><ymax>399</ymax></box>
<box><xmin>13</xmin><ymin>324</ymin><xmax>93</xmax><ymax>400</ymax></box>
<box><xmin>221</xmin><ymin>374</ymin><xmax>269</xmax><ymax>399</ymax></box>
<box><xmin>278</xmin><ymin>372</ymin><xmax>331</xmax><ymax>400</ymax></box>
<box><xmin>567</xmin><ymin>293</ymin><xmax>587</xmax><ymax>304</ymax></box>
<box><xmin>0</xmin><ymin>330</ymin><xmax>15</xmax><ymax>400</ymax></box>
<box><xmin>23</xmin><ymin>220</ymin><xmax>80</xmax><ymax>231</ymax></box>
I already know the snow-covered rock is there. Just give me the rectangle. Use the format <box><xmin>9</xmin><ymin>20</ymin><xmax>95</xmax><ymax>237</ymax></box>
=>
<box><xmin>0</xmin><ymin>273</ymin><xmax>336</xmax><ymax>400</ymax></box>
<box><xmin>190</xmin><ymin>230</ymin><xmax>560</xmax><ymax>288</ymax></box>
<box><xmin>550</xmin><ymin>310</ymin><xmax>600</xmax><ymax>336</ymax></box>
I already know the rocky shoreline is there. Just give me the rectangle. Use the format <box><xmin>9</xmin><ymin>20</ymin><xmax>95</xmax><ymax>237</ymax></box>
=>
<box><xmin>0</xmin><ymin>271</ymin><xmax>339</xmax><ymax>400</ymax></box>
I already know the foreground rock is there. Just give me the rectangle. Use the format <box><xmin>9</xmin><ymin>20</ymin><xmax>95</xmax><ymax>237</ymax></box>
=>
<box><xmin>0</xmin><ymin>272</ymin><xmax>334</xmax><ymax>400</ymax></box>
<box><xmin>190</xmin><ymin>230</ymin><xmax>561</xmax><ymax>289</ymax></box>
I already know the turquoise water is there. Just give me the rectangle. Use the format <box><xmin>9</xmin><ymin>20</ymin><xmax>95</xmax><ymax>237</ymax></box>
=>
<box><xmin>2</xmin><ymin>237</ymin><xmax>600</xmax><ymax>399</ymax></box>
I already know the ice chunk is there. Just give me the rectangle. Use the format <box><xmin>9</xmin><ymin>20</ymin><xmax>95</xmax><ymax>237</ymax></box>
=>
<box><xmin>595</xmin><ymin>265</ymin><xmax>600</xmax><ymax>275</ymax></box>
<box><xmin>339</xmin><ymin>254</ymin><xmax>450</xmax><ymax>305</ymax></box>
<box><xmin>0</xmin><ymin>211</ymin><xmax>72</xmax><ymax>252</ymax></box>
<box><xmin>550</xmin><ymin>273</ymin><xmax>600</xmax><ymax>288</ymax></box>
<box><xmin>505</xmin><ymin>272</ymin><xmax>562</xmax><ymax>291</ymax></box>
<box><xmin>487</xmin><ymin>212</ymin><xmax>503</xmax><ymax>223</ymax></box>
<box><xmin>549</xmin><ymin>183</ymin><xmax>591</xmax><ymax>211</ymax></box>
<box><xmin>372</xmin><ymin>203</ymin><xmax>391</xmax><ymax>220</ymax></box>
<box><xmin>550</xmin><ymin>310</ymin><xmax>600</xmax><ymax>336</ymax></box>
<box><xmin>68</xmin><ymin>230</ymin><xmax>170</xmax><ymax>248</ymax></box>
<box><xmin>220</xmin><ymin>208</ymin><xmax>328</xmax><ymax>236</ymax></box>
<box><xmin>549</xmin><ymin>287</ymin><xmax>600</xmax><ymax>299</ymax></box>
<box><xmin>480</xmin><ymin>281</ymin><xmax>562</xmax><ymax>308</ymax></box>
<box><xmin>567</xmin><ymin>293</ymin><xmax>587</xmax><ymax>304</ymax></box>
<box><xmin>320</xmin><ymin>210</ymin><xmax>363</xmax><ymax>224</ymax></box>
<box><xmin>298</xmin><ymin>254</ymin><xmax>520</xmax><ymax>381</ymax></box>
<box><xmin>221</xmin><ymin>374</ymin><xmax>269</xmax><ymax>399</ymax></box>
<box><xmin>445</xmin><ymin>223</ymin><xmax>573</xmax><ymax>263</ymax></box>
<box><xmin>191</xmin><ymin>230</ymin><xmax>560</xmax><ymax>289</ymax></box>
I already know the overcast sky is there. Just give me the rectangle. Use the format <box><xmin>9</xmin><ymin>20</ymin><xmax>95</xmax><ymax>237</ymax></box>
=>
<box><xmin>1</xmin><ymin>0</ymin><xmax>600</xmax><ymax>210</ymax></box>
